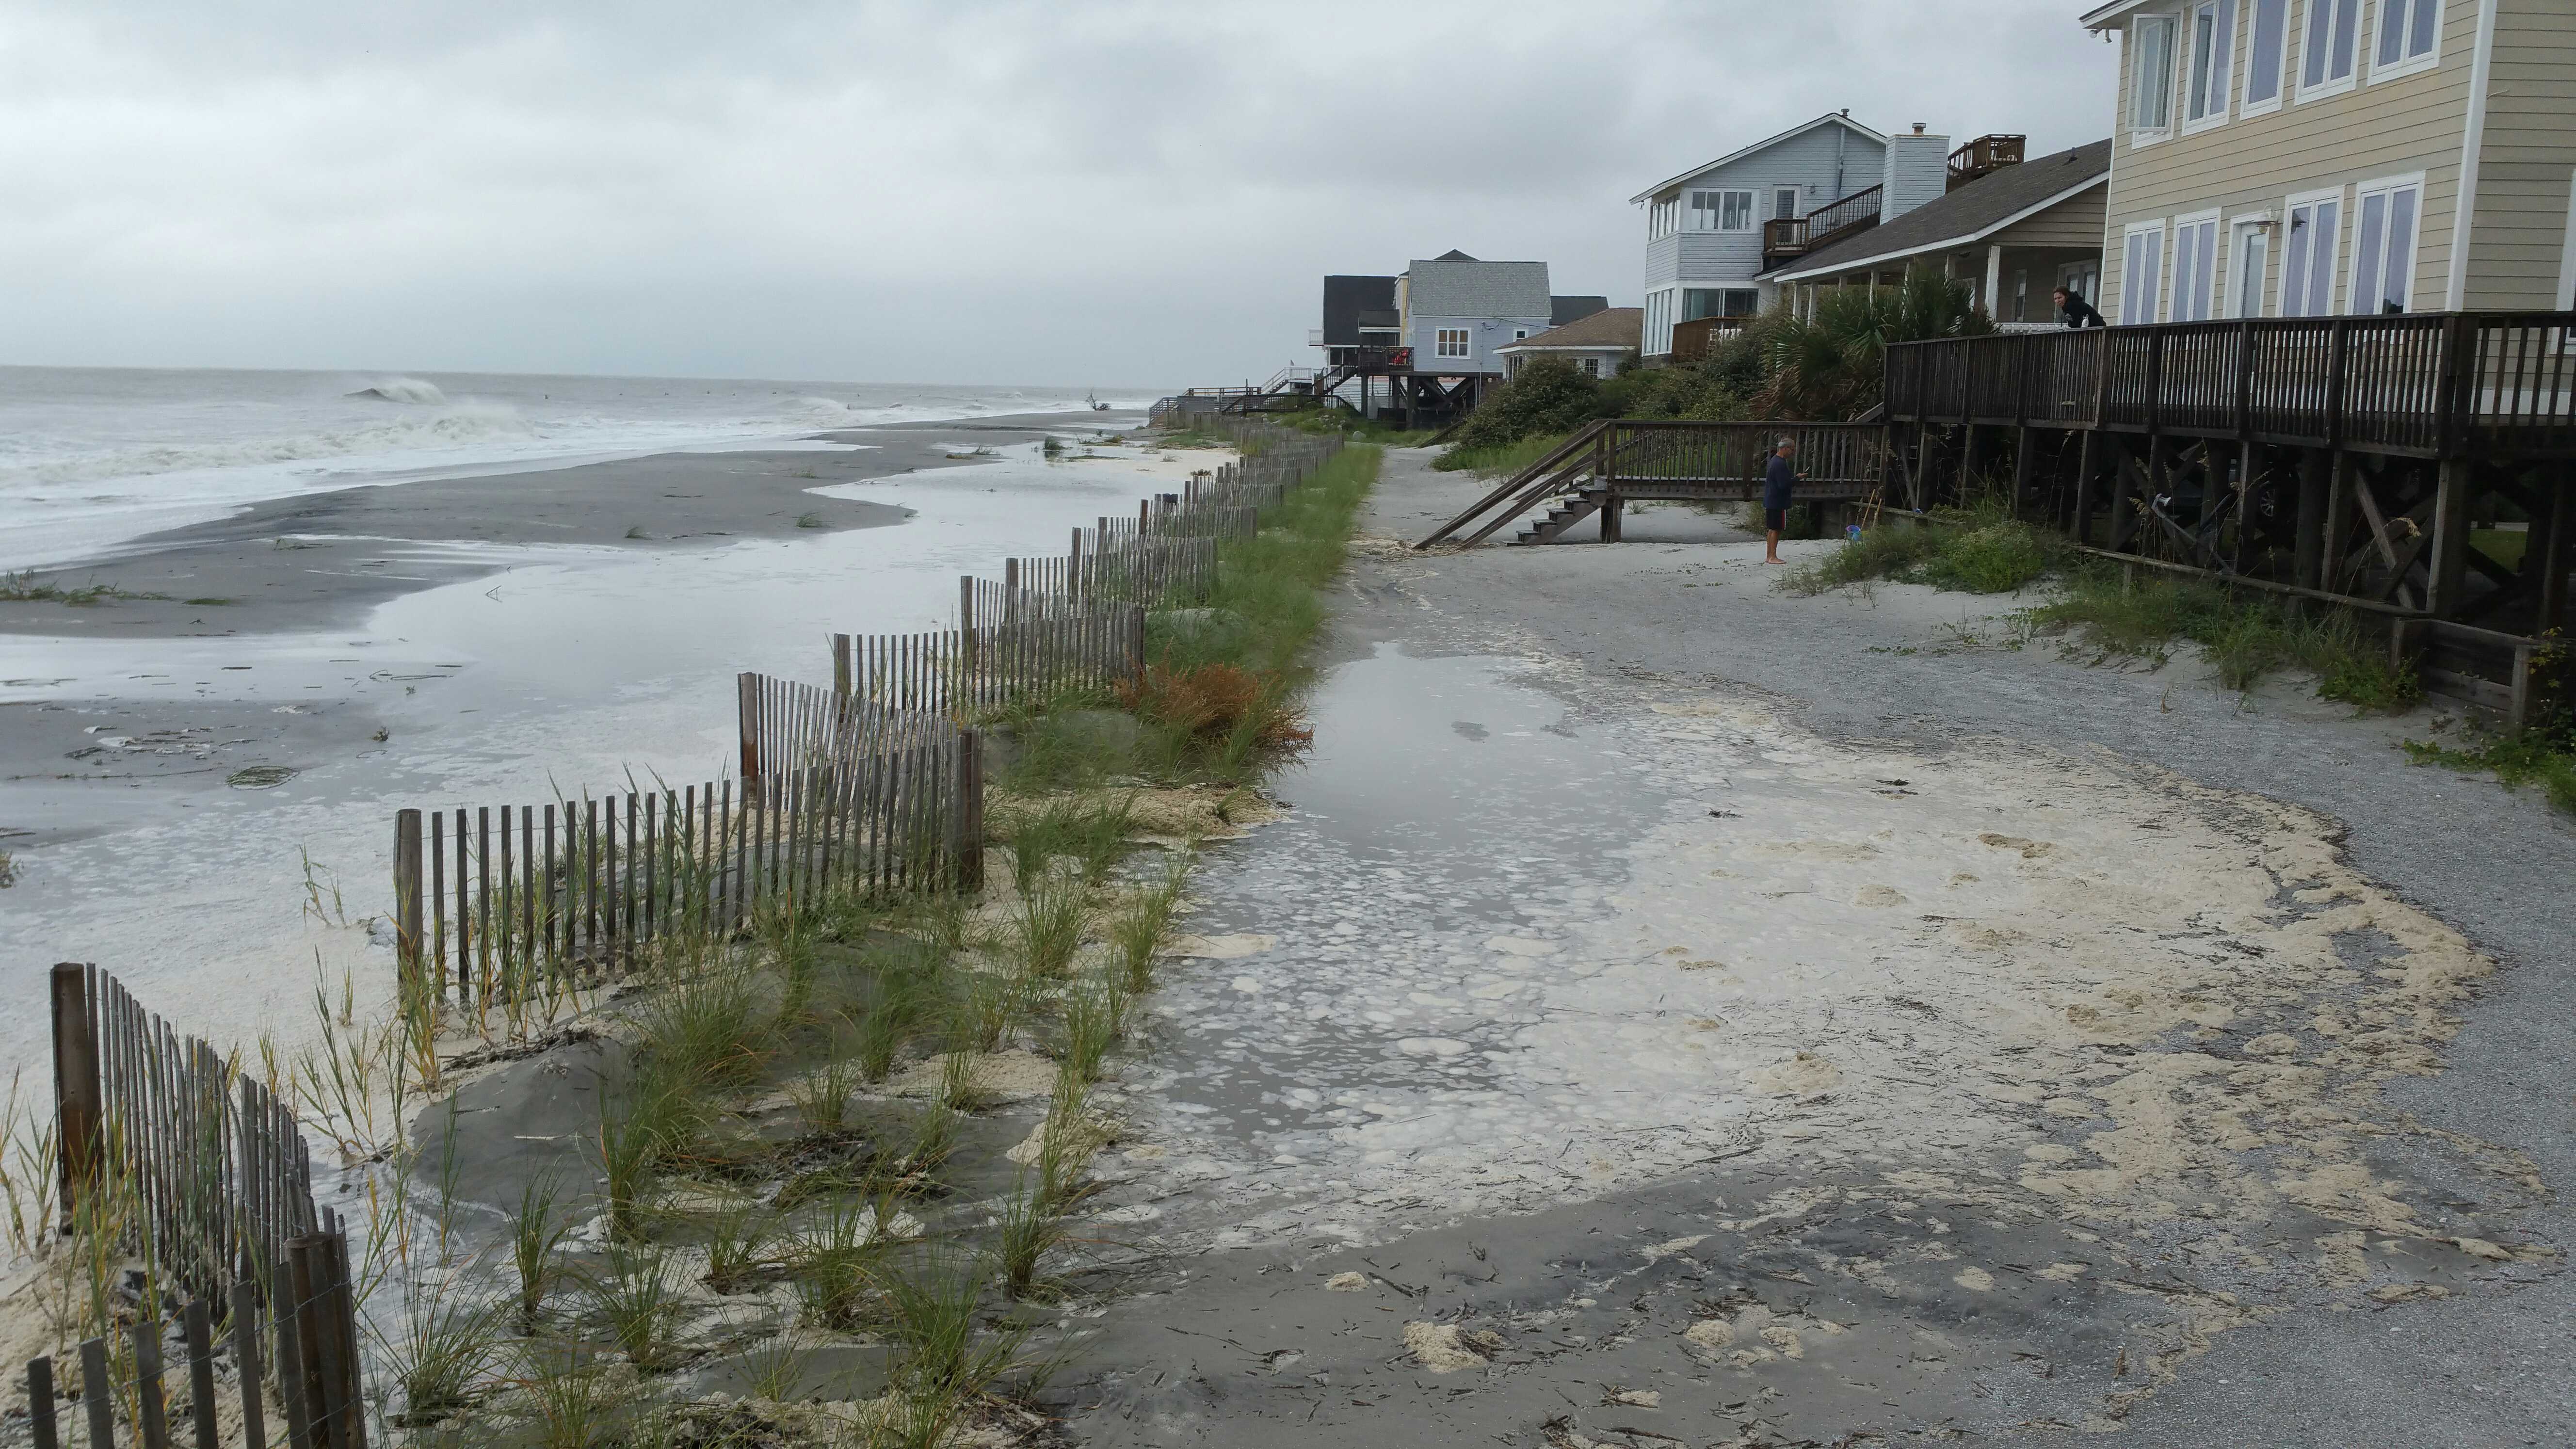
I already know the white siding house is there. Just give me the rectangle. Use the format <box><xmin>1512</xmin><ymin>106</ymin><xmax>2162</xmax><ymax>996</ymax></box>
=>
<box><xmin>1395</xmin><ymin>253</ymin><xmax>1554</xmax><ymax>375</ymax></box>
<box><xmin>1631</xmin><ymin>113</ymin><xmax>1889</xmax><ymax>359</ymax></box>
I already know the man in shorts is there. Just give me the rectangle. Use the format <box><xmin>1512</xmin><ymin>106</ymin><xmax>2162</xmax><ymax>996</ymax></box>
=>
<box><xmin>1762</xmin><ymin>437</ymin><xmax>1802</xmax><ymax>564</ymax></box>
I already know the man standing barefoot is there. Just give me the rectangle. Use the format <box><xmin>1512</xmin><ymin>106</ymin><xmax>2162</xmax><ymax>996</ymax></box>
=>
<box><xmin>1762</xmin><ymin>437</ymin><xmax>1803</xmax><ymax>564</ymax></box>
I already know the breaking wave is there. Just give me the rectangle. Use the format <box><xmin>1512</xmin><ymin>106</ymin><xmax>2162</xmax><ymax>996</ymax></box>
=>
<box><xmin>344</xmin><ymin>376</ymin><xmax>450</xmax><ymax>404</ymax></box>
<box><xmin>0</xmin><ymin>404</ymin><xmax>536</xmax><ymax>490</ymax></box>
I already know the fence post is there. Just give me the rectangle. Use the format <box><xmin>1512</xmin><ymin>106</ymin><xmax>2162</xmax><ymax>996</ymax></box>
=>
<box><xmin>1069</xmin><ymin>528</ymin><xmax>1084</xmax><ymax>598</ymax></box>
<box><xmin>132</xmin><ymin>1320</ymin><xmax>171</xmax><ymax>1449</ymax></box>
<box><xmin>49</xmin><ymin>964</ymin><xmax>99</xmax><ymax>1232</ymax></box>
<box><xmin>737</xmin><ymin>673</ymin><xmax>762</xmax><ymax>789</ymax></box>
<box><xmin>27</xmin><ymin>1355</ymin><xmax>54</xmax><ymax>1449</ymax></box>
<box><xmin>393</xmin><ymin>810</ymin><xmax>422</xmax><ymax>986</ymax></box>
<box><xmin>953</xmin><ymin>729</ymin><xmax>983</xmax><ymax>892</ymax></box>
<box><xmin>78</xmin><ymin>1341</ymin><xmax>111</xmax><ymax>1449</ymax></box>
<box><xmin>184</xmin><ymin>1298</ymin><xmax>219</xmax><ymax>1449</ymax></box>
<box><xmin>230</xmin><ymin>1279</ymin><xmax>268</xmax><ymax>1449</ymax></box>
<box><xmin>958</xmin><ymin>575</ymin><xmax>978</xmax><ymax>675</ymax></box>
<box><xmin>831</xmin><ymin>633</ymin><xmax>852</xmax><ymax>700</ymax></box>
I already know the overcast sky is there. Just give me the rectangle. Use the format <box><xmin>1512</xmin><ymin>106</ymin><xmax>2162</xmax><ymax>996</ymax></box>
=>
<box><xmin>4</xmin><ymin>2</ymin><xmax>2117</xmax><ymax>389</ymax></box>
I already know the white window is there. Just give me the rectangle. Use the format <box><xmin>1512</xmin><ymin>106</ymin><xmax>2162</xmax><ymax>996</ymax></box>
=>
<box><xmin>1771</xmin><ymin>186</ymin><xmax>1801</xmax><ymax>221</ymax></box>
<box><xmin>1689</xmin><ymin>189</ymin><xmax>1754</xmax><ymax>231</ymax></box>
<box><xmin>2013</xmin><ymin>269</ymin><xmax>2030</xmax><ymax>322</ymax></box>
<box><xmin>2349</xmin><ymin>177</ymin><xmax>2423</xmax><ymax>314</ymax></box>
<box><xmin>2244</xmin><ymin>0</ymin><xmax>2289</xmax><ymax>112</ymax></box>
<box><xmin>2172</xmin><ymin>213</ymin><xmax>2221</xmax><ymax>321</ymax></box>
<box><xmin>2132</xmin><ymin>15</ymin><xmax>2178</xmax><ymax>137</ymax></box>
<box><xmin>2371</xmin><ymin>0</ymin><xmax>2441</xmax><ymax>80</ymax></box>
<box><xmin>2120</xmin><ymin>223</ymin><xmax>2168</xmax><ymax>323</ymax></box>
<box><xmin>2186</xmin><ymin>0</ymin><xmax>2236</xmax><ymax>128</ymax></box>
<box><xmin>2279</xmin><ymin>191</ymin><xmax>2344</xmax><ymax>316</ymax></box>
<box><xmin>1435</xmin><ymin>328</ymin><xmax>1471</xmax><ymax>359</ymax></box>
<box><xmin>1581</xmin><ymin>357</ymin><xmax>1602</xmax><ymax>379</ymax></box>
<box><xmin>2300</xmin><ymin>0</ymin><xmax>2360</xmax><ymax>97</ymax></box>
<box><xmin>1649</xmin><ymin>196</ymin><xmax>1682</xmax><ymax>239</ymax></box>
<box><xmin>2230</xmin><ymin>217</ymin><xmax>2271</xmax><ymax>317</ymax></box>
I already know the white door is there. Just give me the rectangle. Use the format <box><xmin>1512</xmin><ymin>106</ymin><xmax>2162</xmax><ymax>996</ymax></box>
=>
<box><xmin>2231</xmin><ymin>220</ymin><xmax>2270</xmax><ymax>317</ymax></box>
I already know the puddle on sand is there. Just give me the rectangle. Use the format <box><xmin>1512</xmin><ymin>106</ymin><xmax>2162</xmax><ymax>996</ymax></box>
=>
<box><xmin>1114</xmin><ymin>645</ymin><xmax>1676</xmax><ymax>1243</ymax></box>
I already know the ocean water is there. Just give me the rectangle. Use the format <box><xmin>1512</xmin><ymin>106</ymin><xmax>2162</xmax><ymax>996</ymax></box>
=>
<box><xmin>0</xmin><ymin>366</ymin><xmax>1148</xmax><ymax>571</ymax></box>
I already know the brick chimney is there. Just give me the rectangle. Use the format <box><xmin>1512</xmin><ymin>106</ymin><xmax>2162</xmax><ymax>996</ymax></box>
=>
<box><xmin>1881</xmin><ymin>123</ymin><xmax>1948</xmax><ymax>224</ymax></box>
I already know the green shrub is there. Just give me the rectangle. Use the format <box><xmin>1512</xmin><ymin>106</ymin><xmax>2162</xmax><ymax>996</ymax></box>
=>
<box><xmin>1440</xmin><ymin>357</ymin><xmax>1600</xmax><ymax>456</ymax></box>
<box><xmin>1922</xmin><ymin>522</ymin><xmax>2051</xmax><ymax>594</ymax></box>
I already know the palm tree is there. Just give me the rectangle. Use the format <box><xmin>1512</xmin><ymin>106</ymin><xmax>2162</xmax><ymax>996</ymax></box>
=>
<box><xmin>1750</xmin><ymin>265</ymin><xmax>1992</xmax><ymax>420</ymax></box>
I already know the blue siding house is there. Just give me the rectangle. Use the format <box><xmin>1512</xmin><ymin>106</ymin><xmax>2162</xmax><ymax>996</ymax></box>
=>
<box><xmin>1630</xmin><ymin>113</ymin><xmax>1892</xmax><ymax>359</ymax></box>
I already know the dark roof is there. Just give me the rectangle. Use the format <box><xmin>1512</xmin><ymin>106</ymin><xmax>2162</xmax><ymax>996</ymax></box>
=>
<box><xmin>1405</xmin><ymin>259</ymin><xmax>1551</xmax><ymax>319</ymax></box>
<box><xmin>1550</xmin><ymin>295</ymin><xmax>1610</xmax><ymax>326</ymax></box>
<box><xmin>1497</xmin><ymin>307</ymin><xmax>1641</xmax><ymax>352</ymax></box>
<box><xmin>1432</xmin><ymin>248</ymin><xmax>1477</xmax><ymax>261</ymax></box>
<box><xmin>1321</xmin><ymin>275</ymin><xmax>1397</xmax><ymax>346</ymax></box>
<box><xmin>1765</xmin><ymin>139</ymin><xmax>2112</xmax><ymax>281</ymax></box>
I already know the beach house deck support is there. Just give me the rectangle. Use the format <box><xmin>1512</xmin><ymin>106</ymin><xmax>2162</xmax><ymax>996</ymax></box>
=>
<box><xmin>1882</xmin><ymin>312</ymin><xmax>2576</xmax><ymax>636</ymax></box>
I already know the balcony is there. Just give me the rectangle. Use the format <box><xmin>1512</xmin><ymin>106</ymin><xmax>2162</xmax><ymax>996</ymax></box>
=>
<box><xmin>1761</xmin><ymin>184</ymin><xmax>1884</xmax><ymax>271</ymax></box>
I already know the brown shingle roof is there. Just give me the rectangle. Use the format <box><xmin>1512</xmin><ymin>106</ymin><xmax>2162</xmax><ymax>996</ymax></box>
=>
<box><xmin>1763</xmin><ymin>139</ymin><xmax>2111</xmax><ymax>281</ymax></box>
<box><xmin>1496</xmin><ymin>307</ymin><xmax>1642</xmax><ymax>352</ymax></box>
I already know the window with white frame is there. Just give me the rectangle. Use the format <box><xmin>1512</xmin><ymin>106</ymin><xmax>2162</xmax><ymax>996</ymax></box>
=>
<box><xmin>1581</xmin><ymin>357</ymin><xmax>1602</xmax><ymax>379</ymax></box>
<box><xmin>2348</xmin><ymin>177</ymin><xmax>2422</xmax><ymax>313</ymax></box>
<box><xmin>1689</xmin><ymin>189</ymin><xmax>1754</xmax><ymax>231</ymax></box>
<box><xmin>2279</xmin><ymin>191</ymin><xmax>2344</xmax><ymax>316</ymax></box>
<box><xmin>2186</xmin><ymin>0</ymin><xmax>2236</xmax><ymax>128</ymax></box>
<box><xmin>2172</xmin><ymin>214</ymin><xmax>2221</xmax><ymax>321</ymax></box>
<box><xmin>2243</xmin><ymin>0</ymin><xmax>2289</xmax><ymax>111</ymax></box>
<box><xmin>1513</xmin><ymin>329</ymin><xmax>1530</xmax><ymax>340</ymax></box>
<box><xmin>1771</xmin><ymin>186</ymin><xmax>1801</xmax><ymax>221</ymax></box>
<box><xmin>1435</xmin><ymin>328</ymin><xmax>1470</xmax><ymax>359</ymax></box>
<box><xmin>1649</xmin><ymin>196</ymin><xmax>1682</xmax><ymax>239</ymax></box>
<box><xmin>2120</xmin><ymin>223</ymin><xmax>2168</xmax><ymax>323</ymax></box>
<box><xmin>2372</xmin><ymin>0</ymin><xmax>2441</xmax><ymax>79</ymax></box>
<box><xmin>2300</xmin><ymin>0</ymin><xmax>2360</xmax><ymax>96</ymax></box>
<box><xmin>2132</xmin><ymin>14</ymin><xmax>2178</xmax><ymax>136</ymax></box>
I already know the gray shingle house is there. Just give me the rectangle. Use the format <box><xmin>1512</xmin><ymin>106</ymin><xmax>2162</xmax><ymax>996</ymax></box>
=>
<box><xmin>1397</xmin><ymin>251</ymin><xmax>1555</xmax><ymax>374</ymax></box>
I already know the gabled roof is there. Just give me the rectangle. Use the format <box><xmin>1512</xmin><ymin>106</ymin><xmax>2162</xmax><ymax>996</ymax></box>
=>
<box><xmin>1497</xmin><ymin>307</ymin><xmax>1642</xmax><ymax>353</ymax></box>
<box><xmin>1763</xmin><ymin>139</ymin><xmax>2112</xmax><ymax>283</ymax></box>
<box><xmin>1628</xmin><ymin>113</ymin><xmax>1887</xmax><ymax>205</ymax></box>
<box><xmin>1551</xmin><ymin>295</ymin><xmax>1610</xmax><ymax>326</ymax></box>
<box><xmin>1404</xmin><ymin>258</ymin><xmax>1551</xmax><ymax>319</ymax></box>
<box><xmin>1431</xmin><ymin>248</ymin><xmax>1478</xmax><ymax>261</ymax></box>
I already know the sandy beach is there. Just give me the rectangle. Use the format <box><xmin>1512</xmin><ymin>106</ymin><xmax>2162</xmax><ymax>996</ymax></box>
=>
<box><xmin>0</xmin><ymin>407</ymin><xmax>1210</xmax><ymax>1083</ymax></box>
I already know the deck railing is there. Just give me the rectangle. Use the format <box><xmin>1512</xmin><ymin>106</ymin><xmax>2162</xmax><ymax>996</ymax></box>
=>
<box><xmin>1761</xmin><ymin>183</ymin><xmax>1884</xmax><ymax>268</ymax></box>
<box><xmin>1884</xmin><ymin>312</ymin><xmax>2576</xmax><ymax>459</ymax></box>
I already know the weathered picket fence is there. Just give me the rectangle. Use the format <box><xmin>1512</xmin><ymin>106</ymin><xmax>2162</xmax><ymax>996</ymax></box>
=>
<box><xmin>22</xmin><ymin>1222</ymin><xmax>366</xmax><ymax>1449</ymax></box>
<box><xmin>42</xmin><ymin>965</ymin><xmax>358</xmax><ymax>1448</ymax></box>
<box><xmin>49</xmin><ymin>966</ymin><xmax>317</xmax><ymax>1301</ymax></box>
<box><xmin>394</xmin><ymin>692</ymin><xmax>978</xmax><ymax>1007</ymax></box>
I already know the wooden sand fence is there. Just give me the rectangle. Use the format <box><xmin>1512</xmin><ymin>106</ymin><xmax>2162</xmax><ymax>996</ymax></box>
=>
<box><xmin>49</xmin><ymin>965</ymin><xmax>317</xmax><ymax>1300</ymax></box>
<box><xmin>43</xmin><ymin>964</ymin><xmax>364</xmax><ymax>1448</ymax></box>
<box><xmin>395</xmin><ymin>694</ymin><xmax>975</xmax><ymax>1008</ymax></box>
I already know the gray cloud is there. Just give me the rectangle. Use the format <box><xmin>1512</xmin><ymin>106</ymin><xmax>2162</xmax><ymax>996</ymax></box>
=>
<box><xmin>2</xmin><ymin>1</ymin><xmax>2116</xmax><ymax>386</ymax></box>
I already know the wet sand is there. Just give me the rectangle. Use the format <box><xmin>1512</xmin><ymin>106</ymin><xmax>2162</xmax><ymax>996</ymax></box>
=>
<box><xmin>1038</xmin><ymin>449</ymin><xmax>2571</xmax><ymax>1447</ymax></box>
<box><xmin>0</xmin><ymin>411</ymin><xmax>1131</xmax><ymax>641</ymax></box>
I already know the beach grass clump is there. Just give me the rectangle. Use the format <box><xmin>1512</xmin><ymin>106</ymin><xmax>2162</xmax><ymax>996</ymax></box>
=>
<box><xmin>509</xmin><ymin>1173</ymin><xmax>574</xmax><ymax>1334</ymax></box>
<box><xmin>795</xmin><ymin>511</ymin><xmax>825</xmax><ymax>529</ymax></box>
<box><xmin>954</xmin><ymin>968</ymin><xmax>1026</xmax><ymax>1054</ymax></box>
<box><xmin>2401</xmin><ymin>646</ymin><xmax>2573</xmax><ymax>812</ymax></box>
<box><xmin>1922</xmin><ymin>520</ymin><xmax>2054</xmax><ymax>594</ymax></box>
<box><xmin>2028</xmin><ymin>564</ymin><xmax>2422</xmax><ymax>704</ymax></box>
<box><xmin>1430</xmin><ymin>430</ymin><xmax>1576</xmax><ymax>479</ymax></box>
<box><xmin>0</xmin><ymin>572</ymin><xmax>168</xmax><ymax>605</ymax></box>
<box><xmin>701</xmin><ymin>1198</ymin><xmax>778</xmax><ymax>1294</ymax></box>
<box><xmin>517</xmin><ymin>1348</ymin><xmax>621</xmax><ymax>1449</ymax></box>
<box><xmin>586</xmin><ymin>1243</ymin><xmax>685</xmax><ymax>1372</ymax></box>
<box><xmin>993</xmin><ymin>1178</ymin><xmax>1068</xmax><ymax>1301</ymax></box>
<box><xmin>392</xmin><ymin>1279</ymin><xmax>510</xmax><ymax>1424</ymax></box>
<box><xmin>1780</xmin><ymin>506</ymin><xmax>2056</xmax><ymax>597</ymax></box>
<box><xmin>1000</xmin><ymin>793</ymin><xmax>1135</xmax><ymax>890</ymax></box>
<box><xmin>634</xmin><ymin>966</ymin><xmax>769</xmax><ymax>1093</ymax></box>
<box><xmin>1054</xmin><ymin>970</ymin><xmax>1127</xmax><ymax>1084</ymax></box>
<box><xmin>1008</xmin><ymin>875</ymin><xmax>1088</xmax><ymax>979</ymax></box>
<box><xmin>1110</xmin><ymin>854</ymin><xmax>1189</xmax><ymax>993</ymax></box>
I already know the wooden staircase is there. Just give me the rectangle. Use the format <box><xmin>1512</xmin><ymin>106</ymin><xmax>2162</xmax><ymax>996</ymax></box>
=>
<box><xmin>1515</xmin><ymin>489</ymin><xmax>1608</xmax><ymax>544</ymax></box>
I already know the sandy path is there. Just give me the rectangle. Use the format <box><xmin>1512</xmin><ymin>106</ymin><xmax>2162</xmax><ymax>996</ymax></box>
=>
<box><xmin>1045</xmin><ymin>449</ymin><xmax>2569</xmax><ymax>1447</ymax></box>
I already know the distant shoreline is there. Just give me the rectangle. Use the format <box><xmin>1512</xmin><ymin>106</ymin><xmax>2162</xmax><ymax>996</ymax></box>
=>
<box><xmin>0</xmin><ymin>407</ymin><xmax>1137</xmax><ymax>642</ymax></box>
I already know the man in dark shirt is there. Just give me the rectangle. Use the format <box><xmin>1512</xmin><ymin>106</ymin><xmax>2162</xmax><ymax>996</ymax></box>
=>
<box><xmin>1762</xmin><ymin>438</ymin><xmax>1801</xmax><ymax>564</ymax></box>
<box><xmin>2055</xmin><ymin>286</ymin><xmax>2107</xmax><ymax>329</ymax></box>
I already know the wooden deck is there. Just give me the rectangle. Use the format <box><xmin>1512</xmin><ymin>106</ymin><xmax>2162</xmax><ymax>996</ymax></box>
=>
<box><xmin>1416</xmin><ymin>420</ymin><xmax>1884</xmax><ymax>547</ymax></box>
<box><xmin>1885</xmin><ymin>313</ymin><xmax>2576</xmax><ymax>459</ymax></box>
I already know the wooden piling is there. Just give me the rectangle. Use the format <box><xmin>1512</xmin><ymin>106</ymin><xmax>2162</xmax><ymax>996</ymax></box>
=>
<box><xmin>392</xmin><ymin>809</ymin><xmax>422</xmax><ymax>985</ymax></box>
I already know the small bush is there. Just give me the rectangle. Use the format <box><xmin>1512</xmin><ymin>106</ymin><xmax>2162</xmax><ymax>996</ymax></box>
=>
<box><xmin>1922</xmin><ymin>522</ymin><xmax>2052</xmax><ymax>594</ymax></box>
<box><xmin>1118</xmin><ymin>662</ymin><xmax>1311</xmax><ymax>748</ymax></box>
